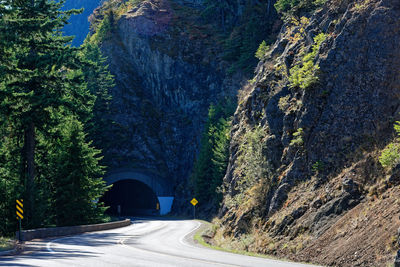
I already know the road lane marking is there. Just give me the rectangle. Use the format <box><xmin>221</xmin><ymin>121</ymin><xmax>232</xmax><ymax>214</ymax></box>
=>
<box><xmin>46</xmin><ymin>236</ymin><xmax>70</xmax><ymax>253</ymax></box>
<box><xmin>118</xmin><ymin>220</ymin><xmax>239</xmax><ymax>267</ymax></box>
<box><xmin>119</xmin><ymin>238</ymin><xmax>239</xmax><ymax>267</ymax></box>
<box><xmin>46</xmin><ymin>241</ymin><xmax>54</xmax><ymax>253</ymax></box>
<box><xmin>179</xmin><ymin>220</ymin><xmax>202</xmax><ymax>247</ymax></box>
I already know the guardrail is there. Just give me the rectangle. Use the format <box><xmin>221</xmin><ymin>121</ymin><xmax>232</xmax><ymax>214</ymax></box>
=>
<box><xmin>16</xmin><ymin>219</ymin><xmax>131</xmax><ymax>241</ymax></box>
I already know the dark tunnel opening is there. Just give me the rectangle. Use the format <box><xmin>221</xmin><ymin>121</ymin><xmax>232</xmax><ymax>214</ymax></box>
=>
<box><xmin>100</xmin><ymin>179</ymin><xmax>159</xmax><ymax>216</ymax></box>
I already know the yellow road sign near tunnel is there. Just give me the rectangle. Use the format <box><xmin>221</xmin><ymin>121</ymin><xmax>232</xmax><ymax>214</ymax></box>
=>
<box><xmin>16</xmin><ymin>199</ymin><xmax>23</xmax><ymax>220</ymax></box>
<box><xmin>190</xmin><ymin>198</ymin><xmax>198</xmax><ymax>206</ymax></box>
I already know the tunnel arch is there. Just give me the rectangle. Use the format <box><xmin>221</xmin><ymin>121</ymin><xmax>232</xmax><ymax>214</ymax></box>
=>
<box><xmin>103</xmin><ymin>169</ymin><xmax>174</xmax><ymax>215</ymax></box>
<box><xmin>101</xmin><ymin>179</ymin><xmax>159</xmax><ymax>216</ymax></box>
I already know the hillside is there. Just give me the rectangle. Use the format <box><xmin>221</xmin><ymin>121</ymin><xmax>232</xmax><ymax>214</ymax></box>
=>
<box><xmin>212</xmin><ymin>0</ymin><xmax>400</xmax><ymax>266</ymax></box>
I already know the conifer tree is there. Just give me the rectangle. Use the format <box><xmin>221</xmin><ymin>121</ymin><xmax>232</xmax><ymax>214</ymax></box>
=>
<box><xmin>47</xmin><ymin>118</ymin><xmax>108</xmax><ymax>226</ymax></box>
<box><xmin>191</xmin><ymin>102</ymin><xmax>234</xmax><ymax>211</ymax></box>
<box><xmin>80</xmin><ymin>42</ymin><xmax>114</xmax><ymax>154</ymax></box>
<box><xmin>0</xmin><ymin>0</ymin><xmax>99</xmax><ymax>227</ymax></box>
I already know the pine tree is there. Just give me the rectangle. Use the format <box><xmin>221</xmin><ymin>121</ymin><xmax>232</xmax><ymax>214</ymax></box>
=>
<box><xmin>191</xmin><ymin>102</ymin><xmax>234</xmax><ymax>211</ymax></box>
<box><xmin>210</xmin><ymin>117</ymin><xmax>230</xmax><ymax>203</ymax></box>
<box><xmin>47</xmin><ymin>118</ymin><xmax>108</xmax><ymax>226</ymax></box>
<box><xmin>0</xmin><ymin>120</ymin><xmax>24</xmax><ymax>235</ymax></box>
<box><xmin>0</xmin><ymin>0</ymin><xmax>95</xmax><ymax>227</ymax></box>
<box><xmin>80</xmin><ymin>42</ymin><xmax>114</xmax><ymax>155</ymax></box>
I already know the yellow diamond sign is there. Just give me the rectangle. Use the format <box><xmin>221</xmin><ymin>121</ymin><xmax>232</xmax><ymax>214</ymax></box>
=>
<box><xmin>190</xmin><ymin>198</ymin><xmax>198</xmax><ymax>206</ymax></box>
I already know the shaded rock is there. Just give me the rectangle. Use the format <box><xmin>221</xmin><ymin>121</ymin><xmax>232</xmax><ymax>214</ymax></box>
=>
<box><xmin>342</xmin><ymin>177</ymin><xmax>359</xmax><ymax>194</ymax></box>
<box><xmin>311</xmin><ymin>192</ymin><xmax>360</xmax><ymax>236</ymax></box>
<box><xmin>273</xmin><ymin>205</ymin><xmax>308</xmax><ymax>236</ymax></box>
<box><xmin>268</xmin><ymin>183</ymin><xmax>290</xmax><ymax>215</ymax></box>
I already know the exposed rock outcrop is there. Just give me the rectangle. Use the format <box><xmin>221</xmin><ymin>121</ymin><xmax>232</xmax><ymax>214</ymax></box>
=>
<box><xmin>216</xmin><ymin>0</ymin><xmax>400</xmax><ymax>266</ymax></box>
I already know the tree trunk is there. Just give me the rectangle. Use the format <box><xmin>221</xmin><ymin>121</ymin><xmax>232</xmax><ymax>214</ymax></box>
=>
<box><xmin>25</xmin><ymin>121</ymin><xmax>35</xmax><ymax>226</ymax></box>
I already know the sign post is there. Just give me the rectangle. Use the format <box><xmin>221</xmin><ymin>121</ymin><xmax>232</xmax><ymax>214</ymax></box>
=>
<box><xmin>16</xmin><ymin>199</ymin><xmax>23</xmax><ymax>241</ymax></box>
<box><xmin>190</xmin><ymin>198</ymin><xmax>198</xmax><ymax>219</ymax></box>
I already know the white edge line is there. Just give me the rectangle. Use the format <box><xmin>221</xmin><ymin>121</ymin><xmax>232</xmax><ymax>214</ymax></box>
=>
<box><xmin>46</xmin><ymin>240</ymin><xmax>55</xmax><ymax>253</ymax></box>
<box><xmin>178</xmin><ymin>220</ymin><xmax>202</xmax><ymax>247</ymax></box>
<box><xmin>46</xmin><ymin>237</ymin><xmax>68</xmax><ymax>253</ymax></box>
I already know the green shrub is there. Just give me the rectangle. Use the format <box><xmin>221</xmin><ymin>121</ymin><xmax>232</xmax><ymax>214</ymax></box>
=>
<box><xmin>278</xmin><ymin>95</ymin><xmax>290</xmax><ymax>111</ymax></box>
<box><xmin>289</xmin><ymin>33</ymin><xmax>326</xmax><ymax>89</ymax></box>
<box><xmin>255</xmin><ymin>40</ymin><xmax>270</xmax><ymax>60</ymax></box>
<box><xmin>290</xmin><ymin>128</ymin><xmax>304</xmax><ymax>146</ymax></box>
<box><xmin>379</xmin><ymin>143</ymin><xmax>400</xmax><ymax>168</ymax></box>
<box><xmin>312</xmin><ymin>160</ymin><xmax>324</xmax><ymax>173</ymax></box>
<box><xmin>379</xmin><ymin>122</ymin><xmax>400</xmax><ymax>168</ymax></box>
<box><xmin>233</xmin><ymin>126</ymin><xmax>268</xmax><ymax>197</ymax></box>
<box><xmin>274</xmin><ymin>0</ymin><xmax>294</xmax><ymax>13</ymax></box>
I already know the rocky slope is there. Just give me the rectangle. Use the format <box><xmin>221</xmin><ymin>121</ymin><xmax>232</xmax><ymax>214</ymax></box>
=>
<box><xmin>212</xmin><ymin>0</ymin><xmax>400</xmax><ymax>266</ymax></box>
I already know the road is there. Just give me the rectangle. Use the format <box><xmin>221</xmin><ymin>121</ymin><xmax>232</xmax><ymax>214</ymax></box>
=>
<box><xmin>0</xmin><ymin>218</ymin><xmax>316</xmax><ymax>267</ymax></box>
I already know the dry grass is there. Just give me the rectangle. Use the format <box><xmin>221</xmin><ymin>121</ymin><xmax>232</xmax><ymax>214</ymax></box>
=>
<box><xmin>0</xmin><ymin>237</ymin><xmax>14</xmax><ymax>252</ymax></box>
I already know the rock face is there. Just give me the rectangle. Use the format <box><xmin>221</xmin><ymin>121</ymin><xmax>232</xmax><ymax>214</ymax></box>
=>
<box><xmin>91</xmin><ymin>0</ymin><xmax>241</xmax><ymax>210</ymax></box>
<box><xmin>216</xmin><ymin>0</ymin><xmax>400</xmax><ymax>266</ymax></box>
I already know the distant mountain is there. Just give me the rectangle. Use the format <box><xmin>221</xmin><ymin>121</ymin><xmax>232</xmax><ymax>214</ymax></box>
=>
<box><xmin>62</xmin><ymin>0</ymin><xmax>103</xmax><ymax>46</ymax></box>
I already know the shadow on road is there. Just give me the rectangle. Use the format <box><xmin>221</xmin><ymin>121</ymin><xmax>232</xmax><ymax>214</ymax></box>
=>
<box><xmin>0</xmin><ymin>231</ymin><xmax>138</xmax><ymax>265</ymax></box>
<box><xmin>0</xmin><ymin>217</ymin><xmax>194</xmax><ymax>266</ymax></box>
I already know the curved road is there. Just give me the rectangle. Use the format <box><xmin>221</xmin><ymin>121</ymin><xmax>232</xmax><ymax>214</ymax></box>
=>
<box><xmin>0</xmin><ymin>219</ymin><xmax>316</xmax><ymax>267</ymax></box>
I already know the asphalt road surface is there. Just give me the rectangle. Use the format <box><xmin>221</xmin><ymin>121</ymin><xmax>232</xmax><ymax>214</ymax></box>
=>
<box><xmin>0</xmin><ymin>218</ymin><xmax>317</xmax><ymax>267</ymax></box>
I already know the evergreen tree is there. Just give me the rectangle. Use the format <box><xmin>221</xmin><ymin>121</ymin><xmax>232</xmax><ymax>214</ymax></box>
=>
<box><xmin>191</xmin><ymin>101</ymin><xmax>234</xmax><ymax>213</ymax></box>
<box><xmin>80</xmin><ymin>42</ymin><xmax>114</xmax><ymax>155</ymax></box>
<box><xmin>0</xmin><ymin>120</ymin><xmax>23</xmax><ymax>234</ymax></box>
<box><xmin>0</xmin><ymin>0</ymin><xmax>109</xmax><ymax>229</ymax></box>
<box><xmin>47</xmin><ymin>118</ymin><xmax>108</xmax><ymax>226</ymax></box>
<box><xmin>210</xmin><ymin>117</ymin><xmax>230</xmax><ymax>204</ymax></box>
<box><xmin>0</xmin><ymin>0</ymin><xmax>86</xmax><ymax>227</ymax></box>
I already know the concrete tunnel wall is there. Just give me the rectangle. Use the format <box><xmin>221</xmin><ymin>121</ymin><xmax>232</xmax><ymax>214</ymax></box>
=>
<box><xmin>104</xmin><ymin>169</ymin><xmax>174</xmax><ymax>215</ymax></box>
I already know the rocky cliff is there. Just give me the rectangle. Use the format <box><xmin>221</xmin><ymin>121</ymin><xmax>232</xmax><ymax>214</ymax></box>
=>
<box><xmin>212</xmin><ymin>0</ymin><xmax>400</xmax><ymax>266</ymax></box>
<box><xmin>87</xmin><ymin>0</ymin><xmax>274</xmax><ymax>210</ymax></box>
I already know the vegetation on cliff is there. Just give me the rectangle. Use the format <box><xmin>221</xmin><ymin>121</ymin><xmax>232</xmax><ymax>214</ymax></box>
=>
<box><xmin>380</xmin><ymin>122</ymin><xmax>400</xmax><ymax>169</ymax></box>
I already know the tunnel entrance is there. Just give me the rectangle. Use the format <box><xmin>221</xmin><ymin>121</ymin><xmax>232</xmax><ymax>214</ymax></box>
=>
<box><xmin>101</xmin><ymin>179</ymin><xmax>159</xmax><ymax>216</ymax></box>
